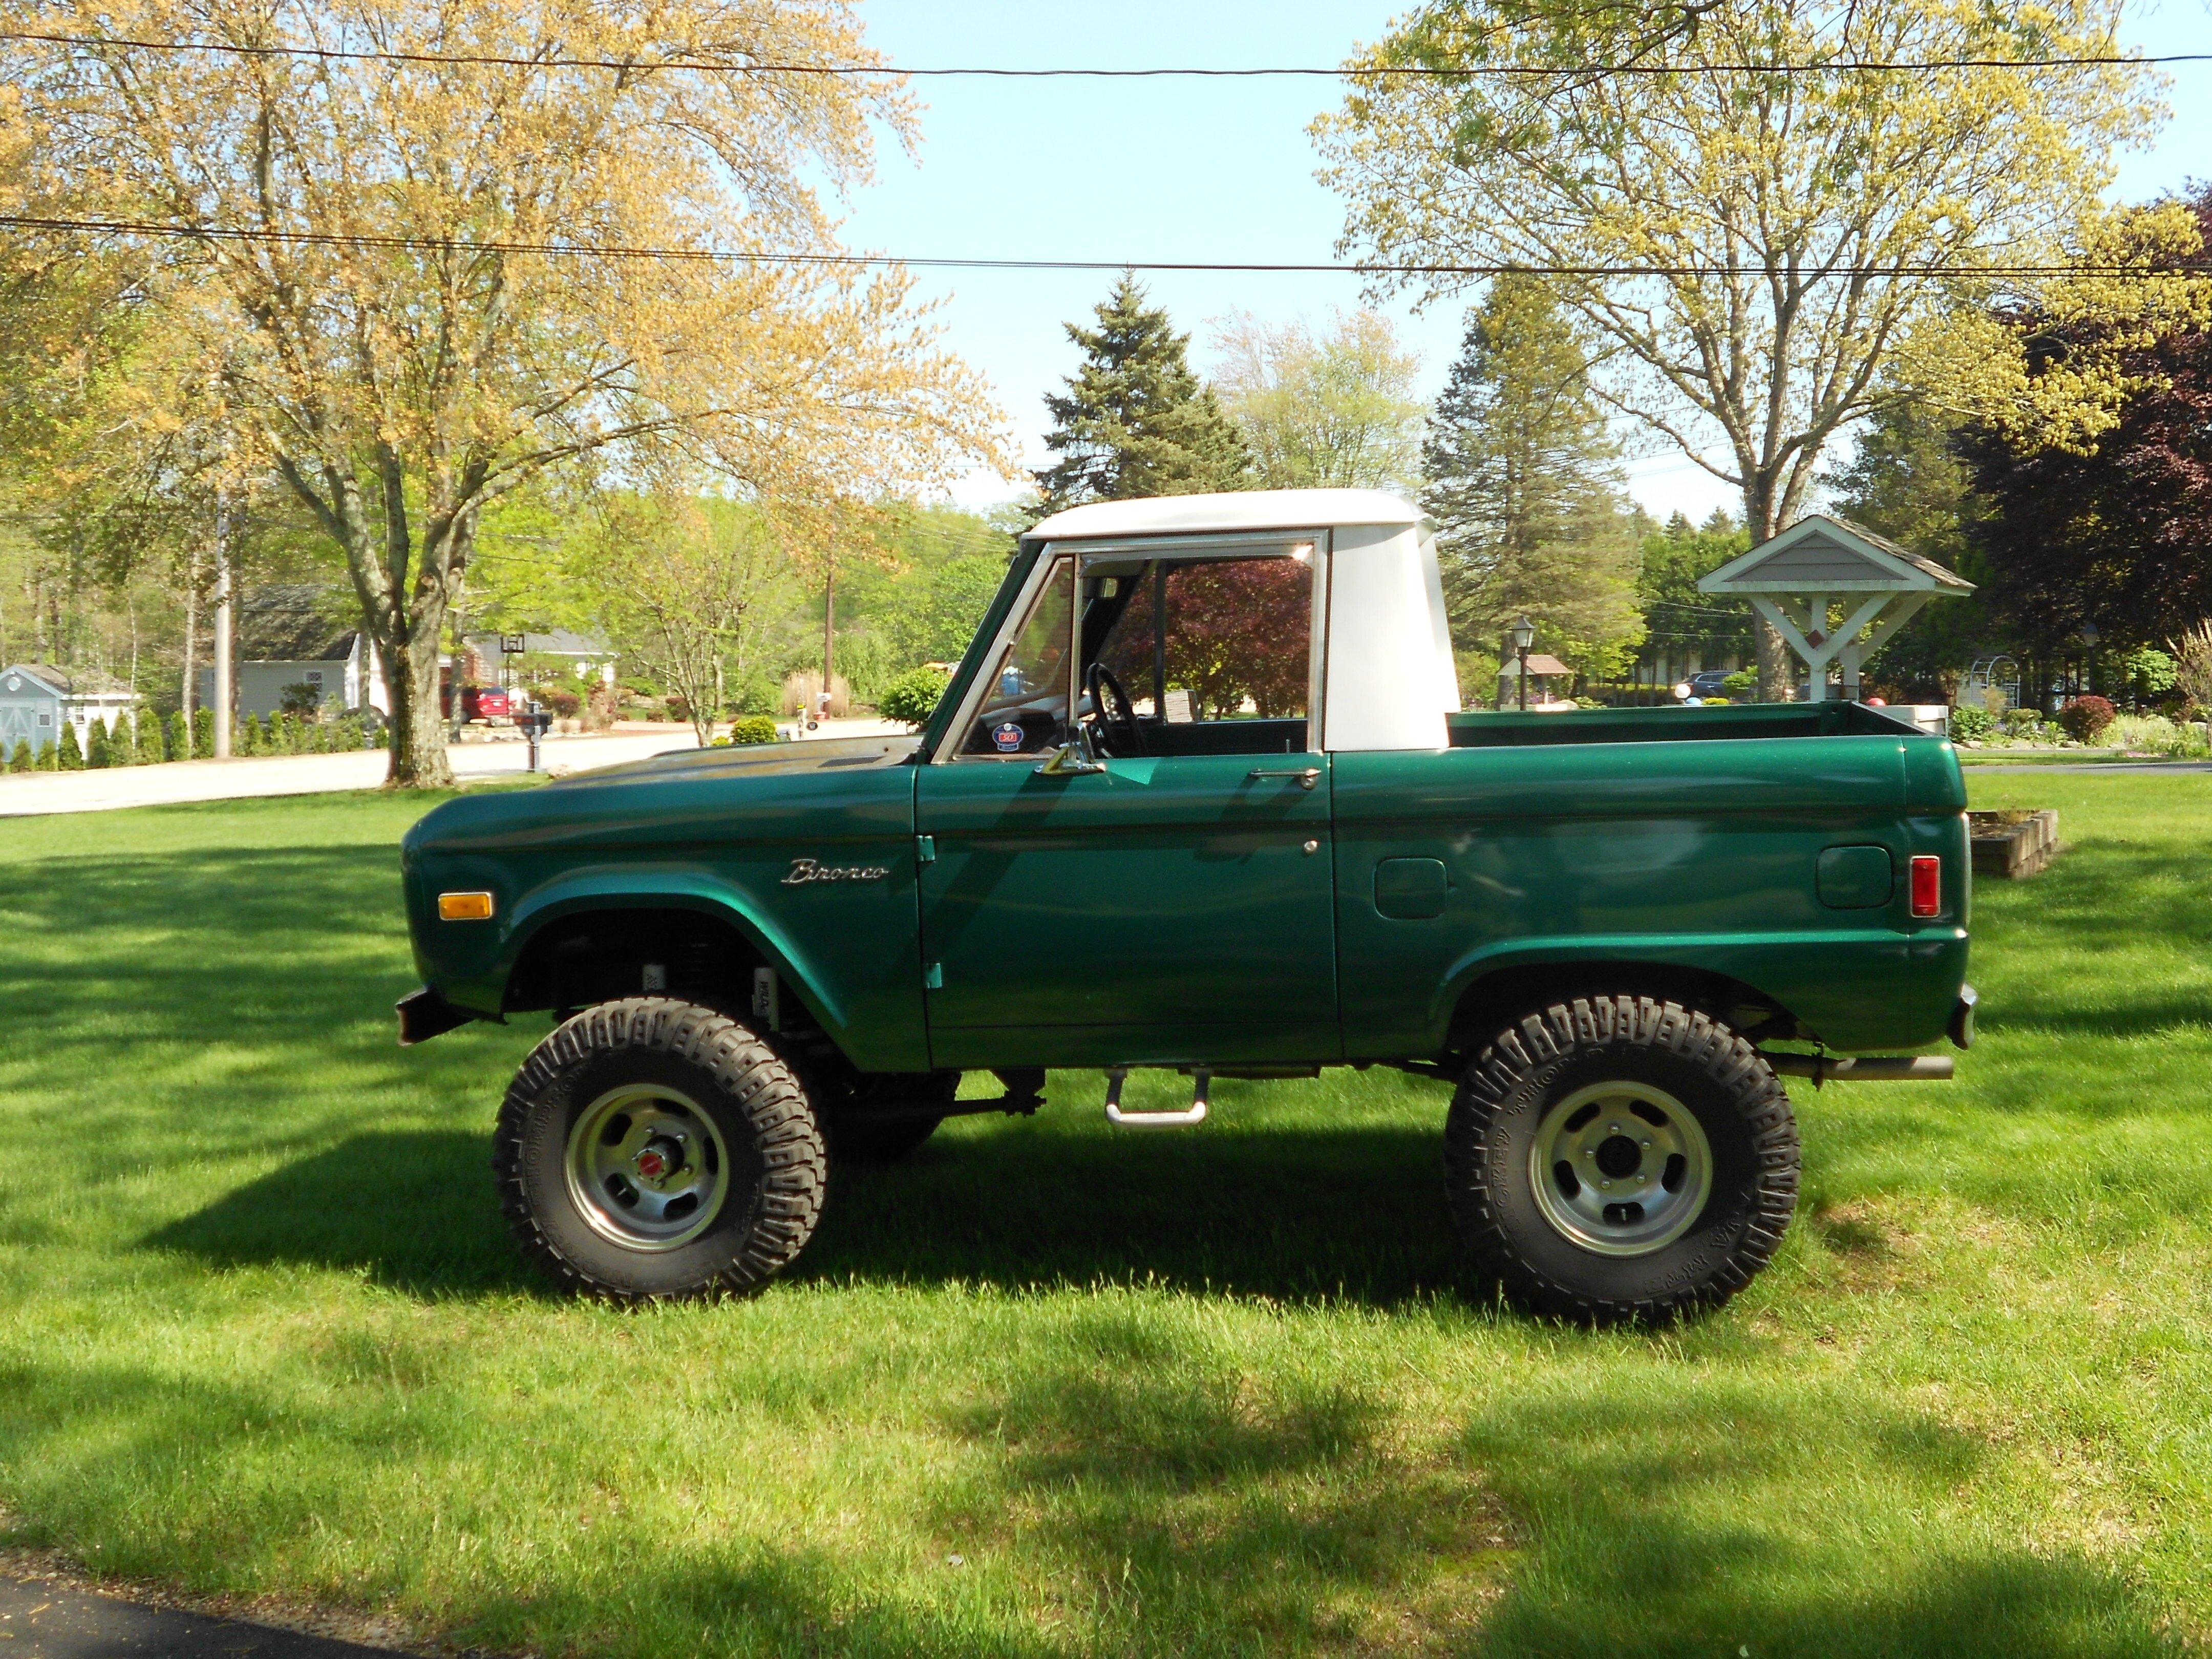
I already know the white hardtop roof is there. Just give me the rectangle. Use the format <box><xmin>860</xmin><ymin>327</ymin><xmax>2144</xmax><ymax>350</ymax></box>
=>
<box><xmin>1027</xmin><ymin>488</ymin><xmax>1424</xmax><ymax>543</ymax></box>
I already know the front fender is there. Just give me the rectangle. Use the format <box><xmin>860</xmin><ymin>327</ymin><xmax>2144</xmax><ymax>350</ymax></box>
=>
<box><xmin>424</xmin><ymin>863</ymin><xmax>848</xmax><ymax>1039</ymax></box>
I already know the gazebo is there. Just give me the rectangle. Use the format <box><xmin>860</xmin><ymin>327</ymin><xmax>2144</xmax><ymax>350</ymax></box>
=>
<box><xmin>1696</xmin><ymin>515</ymin><xmax>1974</xmax><ymax>702</ymax></box>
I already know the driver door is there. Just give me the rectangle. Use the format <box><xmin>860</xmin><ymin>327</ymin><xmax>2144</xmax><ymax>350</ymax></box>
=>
<box><xmin>916</xmin><ymin>541</ymin><xmax>1339</xmax><ymax>1071</ymax></box>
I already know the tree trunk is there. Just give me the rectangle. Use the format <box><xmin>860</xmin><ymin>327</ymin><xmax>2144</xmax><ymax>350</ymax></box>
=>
<box><xmin>1742</xmin><ymin>477</ymin><xmax>1793</xmax><ymax>702</ymax></box>
<box><xmin>211</xmin><ymin>501</ymin><xmax>235</xmax><ymax>758</ymax></box>
<box><xmin>180</xmin><ymin>551</ymin><xmax>199</xmax><ymax>720</ymax></box>
<box><xmin>386</xmin><ymin>620</ymin><xmax>456</xmax><ymax>788</ymax></box>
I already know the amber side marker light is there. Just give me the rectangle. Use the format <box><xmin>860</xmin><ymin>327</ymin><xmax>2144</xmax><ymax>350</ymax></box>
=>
<box><xmin>1909</xmin><ymin>857</ymin><xmax>1941</xmax><ymax>918</ymax></box>
<box><xmin>438</xmin><ymin>891</ymin><xmax>496</xmax><ymax>922</ymax></box>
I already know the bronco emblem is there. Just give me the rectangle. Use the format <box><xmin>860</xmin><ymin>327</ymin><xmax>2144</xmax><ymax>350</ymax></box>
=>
<box><xmin>782</xmin><ymin>858</ymin><xmax>891</xmax><ymax>886</ymax></box>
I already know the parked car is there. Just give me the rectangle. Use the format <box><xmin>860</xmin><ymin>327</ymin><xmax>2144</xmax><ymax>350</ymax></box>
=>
<box><xmin>440</xmin><ymin>684</ymin><xmax>512</xmax><ymax>723</ymax></box>
<box><xmin>397</xmin><ymin>488</ymin><xmax>1973</xmax><ymax>1325</ymax></box>
<box><xmin>1685</xmin><ymin>669</ymin><xmax>1736</xmax><ymax>698</ymax></box>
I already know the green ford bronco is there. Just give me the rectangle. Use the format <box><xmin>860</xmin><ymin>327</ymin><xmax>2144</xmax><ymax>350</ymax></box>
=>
<box><xmin>398</xmin><ymin>488</ymin><xmax>1974</xmax><ymax>1323</ymax></box>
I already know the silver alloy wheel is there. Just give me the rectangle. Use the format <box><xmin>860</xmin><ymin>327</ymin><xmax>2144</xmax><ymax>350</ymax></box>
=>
<box><xmin>564</xmin><ymin>1084</ymin><xmax>733</xmax><ymax>1252</ymax></box>
<box><xmin>1527</xmin><ymin>1080</ymin><xmax>1714</xmax><ymax>1258</ymax></box>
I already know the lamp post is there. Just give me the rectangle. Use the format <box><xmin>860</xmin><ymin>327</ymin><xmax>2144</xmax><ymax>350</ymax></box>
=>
<box><xmin>1511</xmin><ymin>615</ymin><xmax>1537</xmax><ymax>712</ymax></box>
<box><xmin>2080</xmin><ymin>620</ymin><xmax>2099</xmax><ymax>699</ymax></box>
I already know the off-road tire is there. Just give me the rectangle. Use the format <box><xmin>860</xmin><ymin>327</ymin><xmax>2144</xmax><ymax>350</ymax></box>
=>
<box><xmin>818</xmin><ymin>1071</ymin><xmax>960</xmax><ymax>1164</ymax></box>
<box><xmin>1444</xmin><ymin>995</ymin><xmax>1798</xmax><ymax>1325</ymax></box>
<box><xmin>493</xmin><ymin>997</ymin><xmax>826</xmax><ymax>1300</ymax></box>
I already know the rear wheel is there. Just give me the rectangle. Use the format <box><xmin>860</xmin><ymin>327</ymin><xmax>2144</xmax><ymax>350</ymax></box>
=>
<box><xmin>494</xmin><ymin>998</ymin><xmax>826</xmax><ymax>1300</ymax></box>
<box><xmin>1444</xmin><ymin>995</ymin><xmax>1798</xmax><ymax>1325</ymax></box>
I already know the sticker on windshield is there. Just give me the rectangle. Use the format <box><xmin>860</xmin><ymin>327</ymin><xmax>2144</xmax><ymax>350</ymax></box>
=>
<box><xmin>991</xmin><ymin>721</ymin><xmax>1026</xmax><ymax>752</ymax></box>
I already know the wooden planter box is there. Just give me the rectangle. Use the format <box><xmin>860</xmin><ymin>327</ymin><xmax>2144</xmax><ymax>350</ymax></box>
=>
<box><xmin>1968</xmin><ymin>809</ymin><xmax>2059</xmax><ymax>879</ymax></box>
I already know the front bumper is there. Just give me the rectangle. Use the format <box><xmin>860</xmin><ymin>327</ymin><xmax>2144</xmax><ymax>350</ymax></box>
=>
<box><xmin>396</xmin><ymin>986</ymin><xmax>479</xmax><ymax>1047</ymax></box>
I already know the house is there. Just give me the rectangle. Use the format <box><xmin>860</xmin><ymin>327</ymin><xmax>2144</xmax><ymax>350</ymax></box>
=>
<box><xmin>197</xmin><ymin>586</ymin><xmax>389</xmax><ymax>718</ymax></box>
<box><xmin>467</xmin><ymin>630</ymin><xmax>618</xmax><ymax>692</ymax></box>
<box><xmin>0</xmin><ymin>664</ymin><xmax>138</xmax><ymax>758</ymax></box>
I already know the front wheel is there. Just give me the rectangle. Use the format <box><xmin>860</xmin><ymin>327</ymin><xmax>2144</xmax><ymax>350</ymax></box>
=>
<box><xmin>493</xmin><ymin>998</ymin><xmax>827</xmax><ymax>1300</ymax></box>
<box><xmin>1444</xmin><ymin>995</ymin><xmax>1798</xmax><ymax>1325</ymax></box>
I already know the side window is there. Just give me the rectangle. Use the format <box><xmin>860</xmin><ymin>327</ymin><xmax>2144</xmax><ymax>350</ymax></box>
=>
<box><xmin>960</xmin><ymin>557</ymin><xmax>1074</xmax><ymax>757</ymax></box>
<box><xmin>1091</xmin><ymin>551</ymin><xmax>1313</xmax><ymax>754</ymax></box>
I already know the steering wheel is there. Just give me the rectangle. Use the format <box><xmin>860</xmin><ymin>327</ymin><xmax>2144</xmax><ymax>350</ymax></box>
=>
<box><xmin>1084</xmin><ymin>662</ymin><xmax>1145</xmax><ymax>757</ymax></box>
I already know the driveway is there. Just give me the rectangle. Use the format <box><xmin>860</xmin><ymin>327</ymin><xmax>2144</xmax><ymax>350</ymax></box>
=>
<box><xmin>0</xmin><ymin>718</ymin><xmax>915</xmax><ymax>818</ymax></box>
<box><xmin>0</xmin><ymin>1566</ymin><xmax>405</xmax><ymax>1657</ymax></box>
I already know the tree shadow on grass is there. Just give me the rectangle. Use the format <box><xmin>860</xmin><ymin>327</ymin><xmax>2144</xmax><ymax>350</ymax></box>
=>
<box><xmin>140</xmin><ymin>1130</ymin><xmax>539</xmax><ymax>1296</ymax></box>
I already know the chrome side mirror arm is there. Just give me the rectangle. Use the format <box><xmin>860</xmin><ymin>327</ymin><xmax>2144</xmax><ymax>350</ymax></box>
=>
<box><xmin>1034</xmin><ymin>726</ymin><xmax>1107</xmax><ymax>776</ymax></box>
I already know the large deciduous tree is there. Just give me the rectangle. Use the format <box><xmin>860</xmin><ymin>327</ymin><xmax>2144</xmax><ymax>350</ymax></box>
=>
<box><xmin>1956</xmin><ymin>186</ymin><xmax>2212</xmax><ymax>657</ymax></box>
<box><xmin>1317</xmin><ymin>0</ymin><xmax>2161</xmax><ymax>697</ymax></box>
<box><xmin>1422</xmin><ymin>274</ymin><xmax>1644</xmax><ymax>682</ymax></box>
<box><xmin>1035</xmin><ymin>276</ymin><xmax>1250</xmax><ymax>514</ymax></box>
<box><xmin>24</xmin><ymin>0</ymin><xmax>1003</xmax><ymax>783</ymax></box>
<box><xmin>1209</xmin><ymin>309</ymin><xmax>1427</xmax><ymax>491</ymax></box>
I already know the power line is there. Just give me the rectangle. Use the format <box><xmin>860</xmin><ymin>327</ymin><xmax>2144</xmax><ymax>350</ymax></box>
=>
<box><xmin>4</xmin><ymin>214</ymin><xmax>2197</xmax><ymax>280</ymax></box>
<box><xmin>0</xmin><ymin>29</ymin><xmax>2202</xmax><ymax>77</ymax></box>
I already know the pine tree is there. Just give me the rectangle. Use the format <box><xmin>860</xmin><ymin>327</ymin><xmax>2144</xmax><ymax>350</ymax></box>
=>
<box><xmin>8</xmin><ymin>739</ymin><xmax>30</xmax><ymax>773</ymax></box>
<box><xmin>58</xmin><ymin>722</ymin><xmax>84</xmax><ymax>770</ymax></box>
<box><xmin>1035</xmin><ymin>276</ymin><xmax>1250</xmax><ymax>513</ymax></box>
<box><xmin>136</xmin><ymin>708</ymin><xmax>166</xmax><ymax>763</ymax></box>
<box><xmin>86</xmin><ymin>717</ymin><xmax>111</xmax><ymax>769</ymax></box>
<box><xmin>169</xmin><ymin>710</ymin><xmax>191</xmax><ymax>761</ymax></box>
<box><xmin>192</xmin><ymin>708</ymin><xmax>213</xmax><ymax>757</ymax></box>
<box><xmin>1423</xmin><ymin>275</ymin><xmax>1646</xmax><ymax>687</ymax></box>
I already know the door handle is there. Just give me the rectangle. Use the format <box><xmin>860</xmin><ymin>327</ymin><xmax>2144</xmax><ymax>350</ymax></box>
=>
<box><xmin>1247</xmin><ymin>767</ymin><xmax>1322</xmax><ymax>790</ymax></box>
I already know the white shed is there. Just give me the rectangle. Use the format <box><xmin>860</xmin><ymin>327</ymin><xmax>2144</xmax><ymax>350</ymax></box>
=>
<box><xmin>0</xmin><ymin>664</ymin><xmax>136</xmax><ymax>758</ymax></box>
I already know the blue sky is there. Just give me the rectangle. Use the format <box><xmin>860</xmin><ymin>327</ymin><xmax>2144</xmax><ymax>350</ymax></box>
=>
<box><xmin>837</xmin><ymin>0</ymin><xmax>2212</xmax><ymax>522</ymax></box>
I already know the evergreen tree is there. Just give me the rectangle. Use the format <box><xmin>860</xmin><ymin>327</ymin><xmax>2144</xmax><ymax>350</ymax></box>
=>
<box><xmin>169</xmin><ymin>709</ymin><xmax>191</xmax><ymax>761</ymax></box>
<box><xmin>1823</xmin><ymin>396</ymin><xmax>1992</xmax><ymax>698</ymax></box>
<box><xmin>8</xmin><ymin>739</ymin><xmax>30</xmax><ymax>773</ymax></box>
<box><xmin>85</xmin><ymin>717</ymin><xmax>111</xmax><ymax>769</ymax></box>
<box><xmin>135</xmin><ymin>708</ymin><xmax>166</xmax><ymax>763</ymax></box>
<box><xmin>58</xmin><ymin>722</ymin><xmax>84</xmax><ymax>769</ymax></box>
<box><xmin>1423</xmin><ymin>275</ymin><xmax>1646</xmax><ymax>686</ymax></box>
<box><xmin>1035</xmin><ymin>276</ymin><xmax>1250</xmax><ymax>513</ymax></box>
<box><xmin>1637</xmin><ymin>510</ymin><xmax>1754</xmax><ymax>675</ymax></box>
<box><xmin>192</xmin><ymin>708</ymin><xmax>212</xmax><ymax>757</ymax></box>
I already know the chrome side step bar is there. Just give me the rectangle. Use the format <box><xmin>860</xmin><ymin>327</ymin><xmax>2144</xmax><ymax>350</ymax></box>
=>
<box><xmin>1104</xmin><ymin>1066</ymin><xmax>1210</xmax><ymax>1128</ymax></box>
<box><xmin>1762</xmin><ymin>1053</ymin><xmax>1954</xmax><ymax>1086</ymax></box>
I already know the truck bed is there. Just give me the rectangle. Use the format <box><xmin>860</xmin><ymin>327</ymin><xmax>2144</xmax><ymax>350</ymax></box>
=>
<box><xmin>1446</xmin><ymin>702</ymin><xmax>1927</xmax><ymax>747</ymax></box>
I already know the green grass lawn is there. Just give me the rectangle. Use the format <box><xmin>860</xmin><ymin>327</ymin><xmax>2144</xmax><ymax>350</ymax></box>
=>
<box><xmin>2</xmin><ymin>776</ymin><xmax>2209</xmax><ymax>1657</ymax></box>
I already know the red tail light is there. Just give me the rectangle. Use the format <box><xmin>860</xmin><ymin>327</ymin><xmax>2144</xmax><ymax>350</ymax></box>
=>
<box><xmin>1909</xmin><ymin>855</ymin><xmax>1941</xmax><ymax>917</ymax></box>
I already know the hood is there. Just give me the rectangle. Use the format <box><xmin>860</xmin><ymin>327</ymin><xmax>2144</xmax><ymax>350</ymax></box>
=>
<box><xmin>548</xmin><ymin>734</ymin><xmax>922</xmax><ymax>789</ymax></box>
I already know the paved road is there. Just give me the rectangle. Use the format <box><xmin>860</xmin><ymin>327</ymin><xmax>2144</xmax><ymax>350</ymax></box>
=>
<box><xmin>1965</xmin><ymin>760</ymin><xmax>2212</xmax><ymax>774</ymax></box>
<box><xmin>0</xmin><ymin>719</ymin><xmax>912</xmax><ymax>818</ymax></box>
<box><xmin>0</xmin><ymin>1570</ymin><xmax>404</xmax><ymax>1657</ymax></box>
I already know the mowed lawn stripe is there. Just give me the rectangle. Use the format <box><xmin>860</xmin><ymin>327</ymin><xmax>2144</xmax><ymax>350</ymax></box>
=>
<box><xmin>0</xmin><ymin>778</ymin><xmax>2205</xmax><ymax>1657</ymax></box>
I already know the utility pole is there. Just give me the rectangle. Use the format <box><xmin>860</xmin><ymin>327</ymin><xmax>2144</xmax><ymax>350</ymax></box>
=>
<box><xmin>211</xmin><ymin>494</ymin><xmax>234</xmax><ymax>758</ymax></box>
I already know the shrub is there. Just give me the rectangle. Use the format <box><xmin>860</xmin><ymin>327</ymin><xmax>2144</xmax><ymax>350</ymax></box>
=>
<box><xmin>192</xmin><ymin>708</ymin><xmax>213</xmax><ymax>757</ymax></box>
<box><xmin>725</xmin><ymin>671</ymin><xmax>778</xmax><ymax>718</ymax></box>
<box><xmin>8</xmin><ymin>738</ymin><xmax>30</xmax><ymax>772</ymax></box>
<box><xmin>1722</xmin><ymin>670</ymin><xmax>1758</xmax><ymax>694</ymax></box>
<box><xmin>169</xmin><ymin>711</ymin><xmax>191</xmax><ymax>760</ymax></box>
<box><xmin>2059</xmin><ymin>695</ymin><xmax>2117</xmax><ymax>743</ymax></box>
<box><xmin>878</xmin><ymin>665</ymin><xmax>952</xmax><ymax>729</ymax></box>
<box><xmin>237</xmin><ymin>715</ymin><xmax>262</xmax><ymax>755</ymax></box>
<box><xmin>1699</xmin><ymin>695</ymin><xmax>1730</xmax><ymax>706</ymax></box>
<box><xmin>85</xmin><ymin>717</ymin><xmax>111</xmax><ymax>769</ymax></box>
<box><xmin>666</xmin><ymin>694</ymin><xmax>691</xmax><ymax>724</ymax></box>
<box><xmin>538</xmin><ymin>687</ymin><xmax>580</xmax><ymax>718</ymax></box>
<box><xmin>1948</xmin><ymin>704</ymin><xmax>1996</xmax><ymax>743</ymax></box>
<box><xmin>730</xmin><ymin>715</ymin><xmax>780</xmax><ymax>746</ymax></box>
<box><xmin>57</xmin><ymin>722</ymin><xmax>84</xmax><ymax>770</ymax></box>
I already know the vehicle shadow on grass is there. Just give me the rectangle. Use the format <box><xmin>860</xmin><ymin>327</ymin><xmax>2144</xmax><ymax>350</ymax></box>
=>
<box><xmin>800</xmin><ymin>1113</ymin><xmax>1474</xmax><ymax>1307</ymax></box>
<box><xmin>143</xmin><ymin>1117</ymin><xmax>1474</xmax><ymax>1308</ymax></box>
